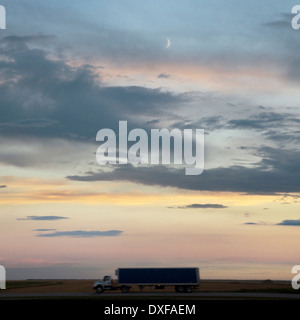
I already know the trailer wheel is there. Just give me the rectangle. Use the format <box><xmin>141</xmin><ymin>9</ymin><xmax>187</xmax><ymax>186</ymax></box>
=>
<box><xmin>122</xmin><ymin>286</ymin><xmax>129</xmax><ymax>293</ymax></box>
<box><xmin>95</xmin><ymin>286</ymin><xmax>103</xmax><ymax>294</ymax></box>
<box><xmin>176</xmin><ymin>286</ymin><xmax>185</xmax><ymax>293</ymax></box>
<box><xmin>185</xmin><ymin>286</ymin><xmax>193</xmax><ymax>293</ymax></box>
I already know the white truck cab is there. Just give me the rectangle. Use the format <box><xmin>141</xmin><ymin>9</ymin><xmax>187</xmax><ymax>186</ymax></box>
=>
<box><xmin>93</xmin><ymin>276</ymin><xmax>112</xmax><ymax>293</ymax></box>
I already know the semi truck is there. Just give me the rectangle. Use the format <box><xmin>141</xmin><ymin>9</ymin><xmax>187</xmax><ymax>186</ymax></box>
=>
<box><xmin>93</xmin><ymin>267</ymin><xmax>200</xmax><ymax>293</ymax></box>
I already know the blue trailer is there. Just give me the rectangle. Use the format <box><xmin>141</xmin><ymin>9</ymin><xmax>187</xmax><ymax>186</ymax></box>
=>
<box><xmin>93</xmin><ymin>267</ymin><xmax>200</xmax><ymax>293</ymax></box>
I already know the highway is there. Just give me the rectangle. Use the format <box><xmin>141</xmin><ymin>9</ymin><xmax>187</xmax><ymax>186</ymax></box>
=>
<box><xmin>1</xmin><ymin>291</ymin><xmax>300</xmax><ymax>299</ymax></box>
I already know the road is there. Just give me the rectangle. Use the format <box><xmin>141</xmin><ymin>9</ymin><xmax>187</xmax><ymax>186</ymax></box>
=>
<box><xmin>1</xmin><ymin>292</ymin><xmax>300</xmax><ymax>299</ymax></box>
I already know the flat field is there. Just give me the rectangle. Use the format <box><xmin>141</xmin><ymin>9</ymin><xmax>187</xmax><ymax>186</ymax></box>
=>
<box><xmin>3</xmin><ymin>279</ymin><xmax>294</xmax><ymax>295</ymax></box>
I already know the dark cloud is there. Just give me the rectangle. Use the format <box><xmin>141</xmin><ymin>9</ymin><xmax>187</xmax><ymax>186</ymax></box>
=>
<box><xmin>36</xmin><ymin>230</ymin><xmax>123</xmax><ymax>237</ymax></box>
<box><xmin>0</xmin><ymin>35</ymin><xmax>192</xmax><ymax>170</ymax></box>
<box><xmin>0</xmin><ymin>119</ymin><xmax>58</xmax><ymax>130</ymax></box>
<box><xmin>170</xmin><ymin>111</ymin><xmax>300</xmax><ymax>139</ymax></box>
<box><xmin>0</xmin><ymin>35</ymin><xmax>186</xmax><ymax>141</ymax></box>
<box><xmin>171</xmin><ymin>115</ymin><xmax>225</xmax><ymax>132</ymax></box>
<box><xmin>245</xmin><ymin>219</ymin><xmax>300</xmax><ymax>226</ymax></box>
<box><xmin>18</xmin><ymin>216</ymin><xmax>69</xmax><ymax>221</ymax></box>
<box><xmin>145</xmin><ymin>119</ymin><xmax>160</xmax><ymax>126</ymax></box>
<box><xmin>157</xmin><ymin>73</ymin><xmax>171</xmax><ymax>79</ymax></box>
<box><xmin>263</xmin><ymin>14</ymin><xmax>292</xmax><ymax>29</ymax></box>
<box><xmin>4</xmin><ymin>34</ymin><xmax>56</xmax><ymax>43</ymax></box>
<box><xmin>227</xmin><ymin>112</ymin><xmax>300</xmax><ymax>130</ymax></box>
<box><xmin>176</xmin><ymin>204</ymin><xmax>228</xmax><ymax>209</ymax></box>
<box><xmin>264</xmin><ymin>20</ymin><xmax>289</xmax><ymax>29</ymax></box>
<box><xmin>67</xmin><ymin>146</ymin><xmax>300</xmax><ymax>194</ymax></box>
<box><xmin>277</xmin><ymin>219</ymin><xmax>300</xmax><ymax>226</ymax></box>
<box><xmin>263</xmin><ymin>130</ymin><xmax>300</xmax><ymax>145</ymax></box>
<box><xmin>0</xmin><ymin>185</ymin><xmax>7</xmax><ymax>188</ymax></box>
<box><xmin>2</xmin><ymin>34</ymin><xmax>300</xmax><ymax>197</ymax></box>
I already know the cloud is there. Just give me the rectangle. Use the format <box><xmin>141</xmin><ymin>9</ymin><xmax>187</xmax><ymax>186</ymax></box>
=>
<box><xmin>0</xmin><ymin>185</ymin><xmax>6</xmax><ymax>188</ymax></box>
<box><xmin>145</xmin><ymin>119</ymin><xmax>160</xmax><ymax>126</ymax></box>
<box><xmin>171</xmin><ymin>115</ymin><xmax>225</xmax><ymax>132</ymax></box>
<box><xmin>3</xmin><ymin>34</ymin><xmax>56</xmax><ymax>44</ymax></box>
<box><xmin>67</xmin><ymin>145</ymin><xmax>300</xmax><ymax>194</ymax></box>
<box><xmin>244</xmin><ymin>222</ymin><xmax>269</xmax><ymax>226</ymax></box>
<box><xmin>244</xmin><ymin>219</ymin><xmax>300</xmax><ymax>226</ymax></box>
<box><xmin>277</xmin><ymin>219</ymin><xmax>300</xmax><ymax>226</ymax></box>
<box><xmin>33</xmin><ymin>229</ymin><xmax>56</xmax><ymax>232</ymax></box>
<box><xmin>36</xmin><ymin>230</ymin><xmax>123</xmax><ymax>238</ymax></box>
<box><xmin>0</xmin><ymin>136</ymin><xmax>96</xmax><ymax>169</ymax></box>
<box><xmin>0</xmin><ymin>35</ymin><xmax>187</xmax><ymax>141</ymax></box>
<box><xmin>264</xmin><ymin>20</ymin><xmax>289</xmax><ymax>29</ymax></box>
<box><xmin>2</xmin><ymin>33</ymin><xmax>300</xmax><ymax>197</ymax></box>
<box><xmin>263</xmin><ymin>130</ymin><xmax>300</xmax><ymax>146</ymax></box>
<box><xmin>0</xmin><ymin>34</ymin><xmax>193</xmax><ymax>171</ymax></box>
<box><xmin>175</xmin><ymin>203</ymin><xmax>228</xmax><ymax>209</ymax></box>
<box><xmin>158</xmin><ymin>73</ymin><xmax>171</xmax><ymax>79</ymax></box>
<box><xmin>263</xmin><ymin>13</ymin><xmax>293</xmax><ymax>30</ymax></box>
<box><xmin>18</xmin><ymin>216</ymin><xmax>69</xmax><ymax>221</ymax></box>
<box><xmin>261</xmin><ymin>13</ymin><xmax>300</xmax><ymax>83</ymax></box>
<box><xmin>227</xmin><ymin>112</ymin><xmax>300</xmax><ymax>131</ymax></box>
<box><xmin>170</xmin><ymin>111</ymin><xmax>300</xmax><ymax>144</ymax></box>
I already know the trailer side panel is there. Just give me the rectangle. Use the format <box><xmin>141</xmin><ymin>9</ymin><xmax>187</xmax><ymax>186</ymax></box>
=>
<box><xmin>117</xmin><ymin>268</ymin><xmax>199</xmax><ymax>285</ymax></box>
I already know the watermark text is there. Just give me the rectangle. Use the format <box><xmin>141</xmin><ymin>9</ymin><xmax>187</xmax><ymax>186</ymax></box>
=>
<box><xmin>0</xmin><ymin>5</ymin><xmax>5</xmax><ymax>30</ymax></box>
<box><xmin>292</xmin><ymin>265</ymin><xmax>300</xmax><ymax>290</ymax></box>
<box><xmin>0</xmin><ymin>265</ymin><xmax>5</xmax><ymax>289</ymax></box>
<box><xmin>96</xmin><ymin>121</ymin><xmax>204</xmax><ymax>175</ymax></box>
<box><xmin>292</xmin><ymin>5</ymin><xmax>300</xmax><ymax>30</ymax></box>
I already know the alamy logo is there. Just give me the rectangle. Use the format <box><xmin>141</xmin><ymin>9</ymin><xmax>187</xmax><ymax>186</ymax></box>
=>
<box><xmin>0</xmin><ymin>5</ymin><xmax>6</xmax><ymax>30</ymax></box>
<box><xmin>96</xmin><ymin>121</ymin><xmax>204</xmax><ymax>175</ymax></box>
<box><xmin>0</xmin><ymin>265</ymin><xmax>5</xmax><ymax>289</ymax></box>
<box><xmin>292</xmin><ymin>265</ymin><xmax>300</xmax><ymax>290</ymax></box>
<box><xmin>292</xmin><ymin>5</ymin><xmax>300</xmax><ymax>30</ymax></box>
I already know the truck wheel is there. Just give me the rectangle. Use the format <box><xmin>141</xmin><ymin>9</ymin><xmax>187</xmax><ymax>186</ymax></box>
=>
<box><xmin>122</xmin><ymin>286</ymin><xmax>129</xmax><ymax>293</ymax></box>
<box><xmin>176</xmin><ymin>286</ymin><xmax>185</xmax><ymax>293</ymax></box>
<box><xmin>185</xmin><ymin>286</ymin><xmax>193</xmax><ymax>293</ymax></box>
<box><xmin>96</xmin><ymin>286</ymin><xmax>103</xmax><ymax>294</ymax></box>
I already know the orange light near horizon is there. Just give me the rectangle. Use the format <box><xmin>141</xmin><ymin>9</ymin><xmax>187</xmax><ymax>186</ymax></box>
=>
<box><xmin>0</xmin><ymin>175</ymin><xmax>281</xmax><ymax>207</ymax></box>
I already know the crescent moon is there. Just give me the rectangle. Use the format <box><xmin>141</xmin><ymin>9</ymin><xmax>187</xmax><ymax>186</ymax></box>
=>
<box><xmin>165</xmin><ymin>38</ymin><xmax>171</xmax><ymax>49</ymax></box>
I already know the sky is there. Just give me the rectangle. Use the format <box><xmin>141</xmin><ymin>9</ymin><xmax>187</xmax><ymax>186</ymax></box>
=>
<box><xmin>0</xmin><ymin>0</ymin><xmax>300</xmax><ymax>280</ymax></box>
